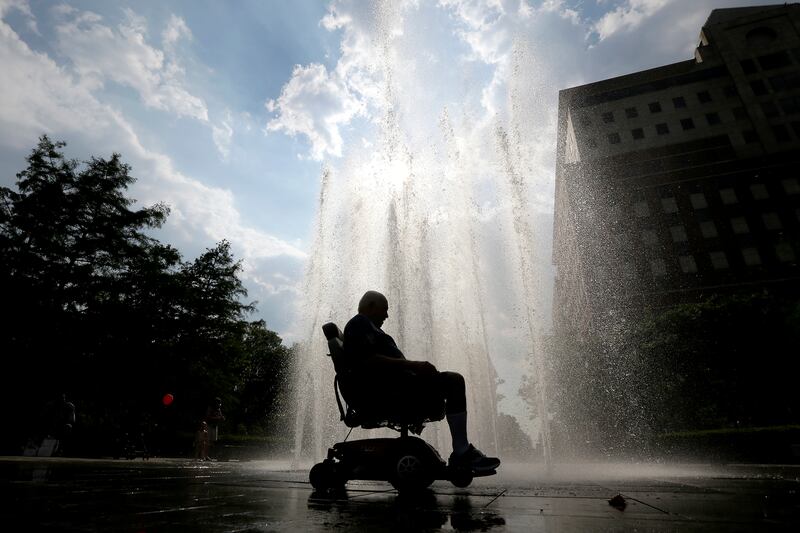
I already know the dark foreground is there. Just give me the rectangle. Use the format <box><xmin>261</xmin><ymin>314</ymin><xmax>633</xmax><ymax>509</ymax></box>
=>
<box><xmin>2</xmin><ymin>457</ymin><xmax>799</xmax><ymax>531</ymax></box>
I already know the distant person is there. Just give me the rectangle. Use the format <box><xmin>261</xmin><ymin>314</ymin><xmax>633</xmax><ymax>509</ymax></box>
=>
<box><xmin>54</xmin><ymin>393</ymin><xmax>76</xmax><ymax>456</ymax></box>
<box><xmin>343</xmin><ymin>290</ymin><xmax>500</xmax><ymax>472</ymax></box>
<box><xmin>194</xmin><ymin>421</ymin><xmax>210</xmax><ymax>460</ymax></box>
<box><xmin>205</xmin><ymin>397</ymin><xmax>225</xmax><ymax>450</ymax></box>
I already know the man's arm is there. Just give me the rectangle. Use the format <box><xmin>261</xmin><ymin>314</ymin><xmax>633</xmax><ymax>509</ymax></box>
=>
<box><xmin>368</xmin><ymin>354</ymin><xmax>438</xmax><ymax>377</ymax></box>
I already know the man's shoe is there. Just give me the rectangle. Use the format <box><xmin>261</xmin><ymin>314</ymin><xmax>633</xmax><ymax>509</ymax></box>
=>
<box><xmin>449</xmin><ymin>444</ymin><xmax>500</xmax><ymax>472</ymax></box>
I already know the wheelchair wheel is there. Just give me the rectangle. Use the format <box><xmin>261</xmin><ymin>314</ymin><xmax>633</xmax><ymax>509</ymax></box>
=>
<box><xmin>390</xmin><ymin>453</ymin><xmax>434</xmax><ymax>492</ymax></box>
<box><xmin>309</xmin><ymin>460</ymin><xmax>345</xmax><ymax>491</ymax></box>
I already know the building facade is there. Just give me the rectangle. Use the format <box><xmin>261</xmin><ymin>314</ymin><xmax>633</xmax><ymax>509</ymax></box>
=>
<box><xmin>553</xmin><ymin>4</ymin><xmax>800</xmax><ymax>334</ymax></box>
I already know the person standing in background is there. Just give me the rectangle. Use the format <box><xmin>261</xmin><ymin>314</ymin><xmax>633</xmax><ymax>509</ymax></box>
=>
<box><xmin>204</xmin><ymin>397</ymin><xmax>225</xmax><ymax>457</ymax></box>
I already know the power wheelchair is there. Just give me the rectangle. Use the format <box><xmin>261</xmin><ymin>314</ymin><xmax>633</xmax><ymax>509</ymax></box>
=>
<box><xmin>308</xmin><ymin>322</ymin><xmax>497</xmax><ymax>492</ymax></box>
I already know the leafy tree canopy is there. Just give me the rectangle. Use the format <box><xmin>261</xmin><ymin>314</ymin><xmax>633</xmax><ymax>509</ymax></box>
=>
<box><xmin>0</xmin><ymin>137</ymin><xmax>292</xmax><ymax>456</ymax></box>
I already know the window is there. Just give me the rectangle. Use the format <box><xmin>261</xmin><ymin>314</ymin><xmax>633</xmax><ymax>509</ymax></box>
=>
<box><xmin>631</xmin><ymin>128</ymin><xmax>645</xmax><ymax>140</ymax></box>
<box><xmin>776</xmin><ymin>242</ymin><xmax>796</xmax><ymax>262</ymax></box>
<box><xmin>750</xmin><ymin>183</ymin><xmax>769</xmax><ymax>200</ymax></box>
<box><xmin>769</xmin><ymin>72</ymin><xmax>800</xmax><ymax>92</ymax></box>
<box><xmin>747</xmin><ymin>27</ymin><xmax>778</xmax><ymax>48</ymax></box>
<box><xmin>673</xmin><ymin>96</ymin><xmax>687</xmax><ymax>108</ymax></box>
<box><xmin>720</xmin><ymin>188</ymin><xmax>738</xmax><ymax>204</ymax></box>
<box><xmin>625</xmin><ymin>107</ymin><xmax>638</xmax><ymax>118</ymax></box>
<box><xmin>602</xmin><ymin>111</ymin><xmax>615</xmax><ymax>123</ymax></box>
<box><xmin>681</xmin><ymin>118</ymin><xmax>696</xmax><ymax>130</ymax></box>
<box><xmin>697</xmin><ymin>90</ymin><xmax>713</xmax><ymax>103</ymax></box>
<box><xmin>772</xmin><ymin>124</ymin><xmax>791</xmax><ymax>143</ymax></box>
<box><xmin>706</xmin><ymin>112</ymin><xmax>722</xmax><ymax>125</ymax></box>
<box><xmin>679</xmin><ymin>255</ymin><xmax>698</xmax><ymax>273</ymax></box>
<box><xmin>740</xmin><ymin>58</ymin><xmax>758</xmax><ymax>74</ymax></box>
<box><xmin>761</xmin><ymin>101</ymin><xmax>780</xmax><ymax>118</ymax></box>
<box><xmin>710</xmin><ymin>251</ymin><xmax>729</xmax><ymax>269</ymax></box>
<box><xmin>750</xmin><ymin>79</ymin><xmax>768</xmax><ymax>96</ymax></box>
<box><xmin>742</xmin><ymin>247</ymin><xmax>762</xmax><ymax>266</ymax></box>
<box><xmin>661</xmin><ymin>197</ymin><xmax>678</xmax><ymax>213</ymax></box>
<box><xmin>700</xmin><ymin>221</ymin><xmax>718</xmax><ymax>238</ymax></box>
<box><xmin>669</xmin><ymin>225</ymin><xmax>688</xmax><ymax>242</ymax></box>
<box><xmin>656</xmin><ymin>123</ymin><xmax>670</xmax><ymax>135</ymax></box>
<box><xmin>724</xmin><ymin>85</ymin><xmax>738</xmax><ymax>98</ymax></box>
<box><xmin>730</xmin><ymin>217</ymin><xmax>750</xmax><ymax>234</ymax></box>
<box><xmin>650</xmin><ymin>258</ymin><xmax>667</xmax><ymax>277</ymax></box>
<box><xmin>634</xmin><ymin>200</ymin><xmax>650</xmax><ymax>217</ymax></box>
<box><xmin>758</xmin><ymin>51</ymin><xmax>792</xmax><ymax>71</ymax></box>
<box><xmin>608</xmin><ymin>132</ymin><xmax>622</xmax><ymax>144</ymax></box>
<box><xmin>782</xmin><ymin>178</ymin><xmax>800</xmax><ymax>194</ymax></box>
<box><xmin>733</xmin><ymin>106</ymin><xmax>748</xmax><ymax>120</ymax></box>
<box><xmin>649</xmin><ymin>102</ymin><xmax>662</xmax><ymax>113</ymax></box>
<box><xmin>641</xmin><ymin>229</ymin><xmax>657</xmax><ymax>245</ymax></box>
<box><xmin>690</xmin><ymin>192</ymin><xmax>707</xmax><ymax>209</ymax></box>
<box><xmin>779</xmin><ymin>96</ymin><xmax>800</xmax><ymax>115</ymax></box>
<box><xmin>762</xmin><ymin>212</ymin><xmax>782</xmax><ymax>230</ymax></box>
<box><xmin>743</xmin><ymin>129</ymin><xmax>759</xmax><ymax>143</ymax></box>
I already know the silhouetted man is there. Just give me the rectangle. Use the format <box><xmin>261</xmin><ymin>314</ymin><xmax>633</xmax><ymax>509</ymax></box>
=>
<box><xmin>343</xmin><ymin>290</ymin><xmax>500</xmax><ymax>471</ymax></box>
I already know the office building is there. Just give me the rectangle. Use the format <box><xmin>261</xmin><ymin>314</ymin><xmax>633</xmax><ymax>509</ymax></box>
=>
<box><xmin>553</xmin><ymin>4</ymin><xmax>800</xmax><ymax>334</ymax></box>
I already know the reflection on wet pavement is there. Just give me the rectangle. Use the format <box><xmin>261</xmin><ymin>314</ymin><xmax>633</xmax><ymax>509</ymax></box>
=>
<box><xmin>2</xmin><ymin>458</ymin><xmax>799</xmax><ymax>531</ymax></box>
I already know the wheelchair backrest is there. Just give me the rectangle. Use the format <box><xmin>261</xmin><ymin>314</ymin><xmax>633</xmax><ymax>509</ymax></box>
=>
<box><xmin>322</xmin><ymin>322</ymin><xmax>348</xmax><ymax>374</ymax></box>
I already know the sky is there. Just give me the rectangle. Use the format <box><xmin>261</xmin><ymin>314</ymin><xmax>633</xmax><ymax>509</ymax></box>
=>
<box><xmin>0</xmin><ymin>0</ymin><xmax>780</xmax><ymax>340</ymax></box>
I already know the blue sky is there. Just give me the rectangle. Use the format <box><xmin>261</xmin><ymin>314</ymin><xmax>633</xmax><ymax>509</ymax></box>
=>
<box><xmin>0</xmin><ymin>0</ymin><xmax>779</xmax><ymax>365</ymax></box>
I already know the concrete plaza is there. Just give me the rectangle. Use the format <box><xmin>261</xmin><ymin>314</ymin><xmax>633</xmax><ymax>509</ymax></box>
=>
<box><xmin>2</xmin><ymin>457</ymin><xmax>799</xmax><ymax>531</ymax></box>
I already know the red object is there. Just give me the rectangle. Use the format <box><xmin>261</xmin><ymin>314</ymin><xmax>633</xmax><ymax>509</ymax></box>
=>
<box><xmin>162</xmin><ymin>393</ymin><xmax>174</xmax><ymax>406</ymax></box>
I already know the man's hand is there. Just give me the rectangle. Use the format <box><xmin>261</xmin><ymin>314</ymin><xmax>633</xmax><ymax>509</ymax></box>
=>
<box><xmin>407</xmin><ymin>360</ymin><xmax>437</xmax><ymax>377</ymax></box>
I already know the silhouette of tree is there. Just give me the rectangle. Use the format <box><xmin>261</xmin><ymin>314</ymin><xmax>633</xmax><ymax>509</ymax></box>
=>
<box><xmin>0</xmin><ymin>137</ymin><xmax>291</xmax><ymax>455</ymax></box>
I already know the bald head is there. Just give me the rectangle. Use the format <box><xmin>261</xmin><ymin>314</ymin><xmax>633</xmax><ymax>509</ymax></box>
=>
<box><xmin>358</xmin><ymin>290</ymin><xmax>389</xmax><ymax>327</ymax></box>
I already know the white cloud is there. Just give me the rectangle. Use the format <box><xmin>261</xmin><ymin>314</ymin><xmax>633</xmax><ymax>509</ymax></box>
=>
<box><xmin>212</xmin><ymin>112</ymin><xmax>234</xmax><ymax>160</ymax></box>
<box><xmin>162</xmin><ymin>13</ymin><xmax>191</xmax><ymax>47</ymax></box>
<box><xmin>266</xmin><ymin>0</ymin><xmax>414</xmax><ymax>160</ymax></box>
<box><xmin>266</xmin><ymin>63</ymin><xmax>363</xmax><ymax>160</ymax></box>
<box><xmin>53</xmin><ymin>7</ymin><xmax>208</xmax><ymax>121</ymax></box>
<box><xmin>0</xmin><ymin>0</ymin><xmax>37</xmax><ymax>33</ymax></box>
<box><xmin>0</xmin><ymin>6</ymin><xmax>305</xmax><ymax>295</ymax></box>
<box><xmin>593</xmin><ymin>0</ymin><xmax>670</xmax><ymax>41</ymax></box>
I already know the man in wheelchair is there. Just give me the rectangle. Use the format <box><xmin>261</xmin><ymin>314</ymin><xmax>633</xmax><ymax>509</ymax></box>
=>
<box><xmin>343</xmin><ymin>290</ymin><xmax>500</xmax><ymax>473</ymax></box>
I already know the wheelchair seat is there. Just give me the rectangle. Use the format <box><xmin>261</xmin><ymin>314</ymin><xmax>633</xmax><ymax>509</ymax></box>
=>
<box><xmin>322</xmin><ymin>322</ymin><xmax>445</xmax><ymax>435</ymax></box>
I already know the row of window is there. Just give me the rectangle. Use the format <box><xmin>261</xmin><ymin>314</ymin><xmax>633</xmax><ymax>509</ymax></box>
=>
<box><xmin>601</xmin><ymin>113</ymin><xmax>800</xmax><ymax>148</ymax></box>
<box><xmin>641</xmin><ymin>212</ymin><xmax>788</xmax><ymax>246</ymax></box>
<box><xmin>648</xmin><ymin>243</ymin><xmax>796</xmax><ymax>278</ymax></box>
<box><xmin>608</xmin><ymin>123</ymin><xmax>799</xmax><ymax>146</ymax></box>
<box><xmin>601</xmin><ymin>90</ymin><xmax>727</xmax><ymax>124</ymax></box>
<box><xmin>761</xmin><ymin>96</ymin><xmax>800</xmax><ymax>117</ymax></box>
<box><xmin>606</xmin><ymin>112</ymin><xmax>725</xmax><ymax>144</ymax></box>
<box><xmin>769</xmin><ymin>121</ymin><xmax>800</xmax><ymax>143</ymax></box>
<box><xmin>750</xmin><ymin>71</ymin><xmax>800</xmax><ymax>98</ymax></box>
<box><xmin>740</xmin><ymin>50</ymin><xmax>797</xmax><ymax>76</ymax></box>
<box><xmin>633</xmin><ymin>179</ymin><xmax>800</xmax><ymax>217</ymax></box>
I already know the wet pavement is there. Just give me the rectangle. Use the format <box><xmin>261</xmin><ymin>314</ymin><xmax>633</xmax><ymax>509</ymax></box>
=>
<box><xmin>2</xmin><ymin>457</ymin><xmax>799</xmax><ymax>531</ymax></box>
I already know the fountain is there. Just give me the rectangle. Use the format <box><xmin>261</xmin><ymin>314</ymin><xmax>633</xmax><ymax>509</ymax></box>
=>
<box><xmin>289</xmin><ymin>4</ymin><xmax>553</xmax><ymax>467</ymax></box>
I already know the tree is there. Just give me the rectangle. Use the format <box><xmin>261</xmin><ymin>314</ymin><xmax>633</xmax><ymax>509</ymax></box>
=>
<box><xmin>0</xmin><ymin>137</ymin><xmax>293</xmax><ymax>455</ymax></box>
<box><xmin>540</xmin><ymin>290</ymin><xmax>800</xmax><ymax>460</ymax></box>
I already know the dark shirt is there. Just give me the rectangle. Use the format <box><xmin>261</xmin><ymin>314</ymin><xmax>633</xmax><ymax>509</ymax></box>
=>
<box><xmin>343</xmin><ymin>314</ymin><xmax>406</xmax><ymax>365</ymax></box>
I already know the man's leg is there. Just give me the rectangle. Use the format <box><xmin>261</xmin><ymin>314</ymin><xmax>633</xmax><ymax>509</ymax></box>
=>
<box><xmin>436</xmin><ymin>371</ymin><xmax>500</xmax><ymax>471</ymax></box>
<box><xmin>437</xmin><ymin>371</ymin><xmax>469</xmax><ymax>455</ymax></box>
